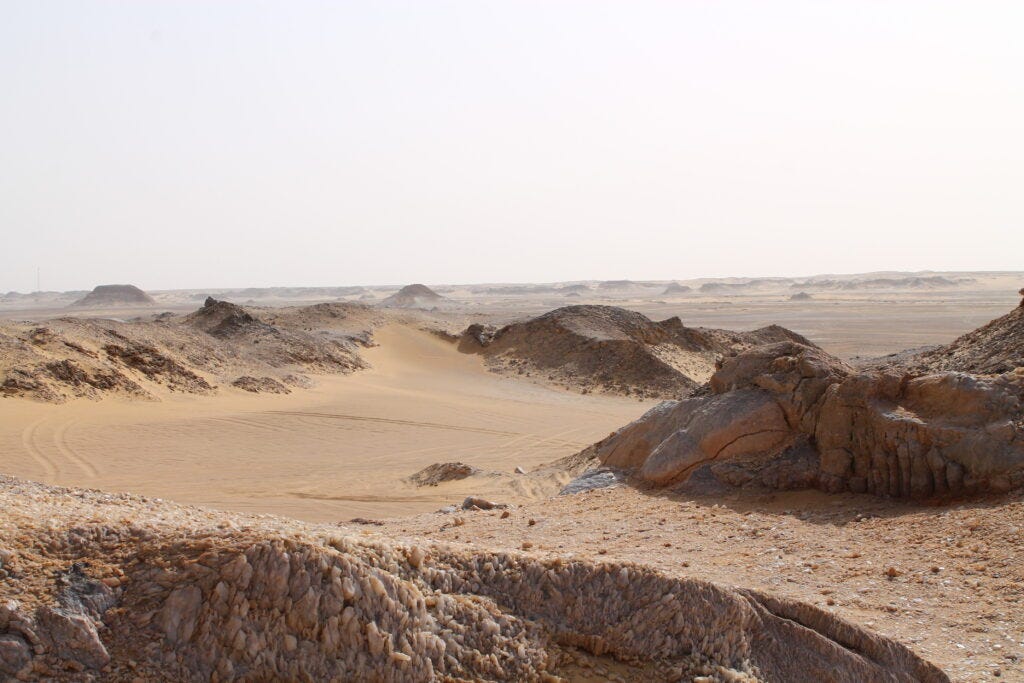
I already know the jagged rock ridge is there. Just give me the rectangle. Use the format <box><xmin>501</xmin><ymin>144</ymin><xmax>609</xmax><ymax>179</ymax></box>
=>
<box><xmin>458</xmin><ymin>305</ymin><xmax>812</xmax><ymax>399</ymax></box>
<box><xmin>0</xmin><ymin>301</ymin><xmax>368</xmax><ymax>402</ymax></box>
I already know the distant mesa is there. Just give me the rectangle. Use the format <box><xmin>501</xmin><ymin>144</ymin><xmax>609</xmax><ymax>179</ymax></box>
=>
<box><xmin>481</xmin><ymin>285</ymin><xmax>559</xmax><ymax>295</ymax></box>
<box><xmin>72</xmin><ymin>284</ymin><xmax>154</xmax><ymax>307</ymax></box>
<box><xmin>792</xmin><ymin>276</ymin><xmax>964</xmax><ymax>291</ymax></box>
<box><xmin>564</xmin><ymin>292</ymin><xmax>581</xmax><ymax>298</ymax></box>
<box><xmin>379</xmin><ymin>284</ymin><xmax>445</xmax><ymax>309</ymax></box>
<box><xmin>698</xmin><ymin>279</ymin><xmax>792</xmax><ymax>293</ymax></box>
<box><xmin>558</xmin><ymin>284</ymin><xmax>591</xmax><ymax>294</ymax></box>
<box><xmin>662</xmin><ymin>282</ymin><xmax>692</xmax><ymax>295</ymax></box>
<box><xmin>790</xmin><ymin>291</ymin><xmax>813</xmax><ymax>301</ymax></box>
<box><xmin>596</xmin><ymin>280</ymin><xmax>636</xmax><ymax>290</ymax></box>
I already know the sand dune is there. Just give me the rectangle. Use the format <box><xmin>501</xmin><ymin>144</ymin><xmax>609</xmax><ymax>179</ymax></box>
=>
<box><xmin>0</xmin><ymin>324</ymin><xmax>648</xmax><ymax>522</ymax></box>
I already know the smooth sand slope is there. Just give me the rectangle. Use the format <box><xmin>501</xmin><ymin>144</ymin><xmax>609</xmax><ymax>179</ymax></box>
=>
<box><xmin>0</xmin><ymin>325</ymin><xmax>649</xmax><ymax>522</ymax></box>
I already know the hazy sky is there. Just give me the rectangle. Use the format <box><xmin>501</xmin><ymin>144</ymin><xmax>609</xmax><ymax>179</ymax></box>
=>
<box><xmin>2</xmin><ymin>2</ymin><xmax>1022</xmax><ymax>292</ymax></box>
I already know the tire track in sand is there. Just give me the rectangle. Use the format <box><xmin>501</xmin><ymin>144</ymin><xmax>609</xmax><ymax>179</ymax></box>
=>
<box><xmin>266</xmin><ymin>411</ymin><xmax>523</xmax><ymax>437</ymax></box>
<box><xmin>21</xmin><ymin>418</ymin><xmax>58</xmax><ymax>480</ymax></box>
<box><xmin>209</xmin><ymin>416</ymin><xmax>293</xmax><ymax>435</ymax></box>
<box><xmin>53</xmin><ymin>419</ymin><xmax>99</xmax><ymax>478</ymax></box>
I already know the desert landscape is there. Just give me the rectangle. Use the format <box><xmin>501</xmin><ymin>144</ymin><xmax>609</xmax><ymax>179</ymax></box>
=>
<box><xmin>5</xmin><ymin>2</ymin><xmax>1023</xmax><ymax>680</ymax></box>
<box><xmin>1</xmin><ymin>272</ymin><xmax>1023</xmax><ymax>681</ymax></box>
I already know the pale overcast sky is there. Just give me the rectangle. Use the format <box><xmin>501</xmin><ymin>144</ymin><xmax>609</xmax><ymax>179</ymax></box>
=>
<box><xmin>1</xmin><ymin>1</ymin><xmax>1022</xmax><ymax>292</ymax></box>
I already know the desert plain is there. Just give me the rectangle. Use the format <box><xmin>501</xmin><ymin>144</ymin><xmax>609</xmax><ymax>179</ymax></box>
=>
<box><xmin>1</xmin><ymin>271</ymin><xmax>1023</xmax><ymax>682</ymax></box>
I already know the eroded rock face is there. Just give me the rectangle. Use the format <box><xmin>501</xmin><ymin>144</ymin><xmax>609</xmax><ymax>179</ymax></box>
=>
<box><xmin>36</xmin><ymin>605</ymin><xmax>110</xmax><ymax>670</ymax></box>
<box><xmin>0</xmin><ymin>563</ymin><xmax>119</xmax><ymax>676</ymax></box>
<box><xmin>596</xmin><ymin>341</ymin><xmax>1024</xmax><ymax>499</ymax></box>
<box><xmin>231</xmin><ymin>375</ymin><xmax>291</xmax><ymax>394</ymax></box>
<box><xmin>0</xmin><ymin>632</ymin><xmax>32</xmax><ymax>676</ymax></box>
<box><xmin>0</xmin><ymin>475</ymin><xmax>948</xmax><ymax>682</ymax></box>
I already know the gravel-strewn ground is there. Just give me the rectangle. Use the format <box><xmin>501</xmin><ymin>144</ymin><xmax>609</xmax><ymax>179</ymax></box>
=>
<box><xmin>378</xmin><ymin>486</ymin><xmax>1024</xmax><ymax>682</ymax></box>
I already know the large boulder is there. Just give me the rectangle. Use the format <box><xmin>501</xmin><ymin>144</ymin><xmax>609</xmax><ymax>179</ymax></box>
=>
<box><xmin>593</xmin><ymin>341</ymin><xmax>1024</xmax><ymax>500</ymax></box>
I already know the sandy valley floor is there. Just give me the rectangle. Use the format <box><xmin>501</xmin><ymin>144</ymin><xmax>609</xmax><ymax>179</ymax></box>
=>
<box><xmin>0</xmin><ymin>325</ymin><xmax>648</xmax><ymax>522</ymax></box>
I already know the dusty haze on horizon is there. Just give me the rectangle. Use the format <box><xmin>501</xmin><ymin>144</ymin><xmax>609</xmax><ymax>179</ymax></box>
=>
<box><xmin>2</xmin><ymin>1</ymin><xmax>1022</xmax><ymax>293</ymax></box>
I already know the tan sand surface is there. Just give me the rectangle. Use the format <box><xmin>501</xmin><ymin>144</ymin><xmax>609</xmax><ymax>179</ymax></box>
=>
<box><xmin>0</xmin><ymin>324</ymin><xmax>649</xmax><ymax>522</ymax></box>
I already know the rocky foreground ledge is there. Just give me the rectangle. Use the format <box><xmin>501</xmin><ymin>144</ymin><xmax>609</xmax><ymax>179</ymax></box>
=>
<box><xmin>0</xmin><ymin>476</ymin><xmax>946</xmax><ymax>682</ymax></box>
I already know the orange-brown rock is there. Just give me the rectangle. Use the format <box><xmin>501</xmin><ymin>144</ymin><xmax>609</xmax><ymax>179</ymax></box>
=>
<box><xmin>596</xmin><ymin>340</ymin><xmax>1024</xmax><ymax>500</ymax></box>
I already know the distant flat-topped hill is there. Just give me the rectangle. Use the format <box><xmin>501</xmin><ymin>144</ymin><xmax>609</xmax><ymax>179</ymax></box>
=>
<box><xmin>379</xmin><ymin>284</ymin><xmax>445</xmax><ymax>309</ymax></box>
<box><xmin>662</xmin><ymin>282</ymin><xmax>692</xmax><ymax>295</ymax></box>
<box><xmin>72</xmin><ymin>284</ymin><xmax>154</xmax><ymax>307</ymax></box>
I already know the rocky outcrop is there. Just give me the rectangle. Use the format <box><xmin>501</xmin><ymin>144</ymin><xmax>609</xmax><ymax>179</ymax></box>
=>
<box><xmin>458</xmin><ymin>305</ymin><xmax>813</xmax><ymax>399</ymax></box>
<box><xmin>231</xmin><ymin>376</ymin><xmax>291</xmax><ymax>394</ymax></box>
<box><xmin>187</xmin><ymin>298</ymin><xmax>275</xmax><ymax>338</ymax></box>
<box><xmin>103</xmin><ymin>335</ymin><xmax>216</xmax><ymax>394</ymax></box>
<box><xmin>184</xmin><ymin>301</ymin><xmax>367</xmax><ymax>374</ymax></box>
<box><xmin>595</xmin><ymin>341</ymin><xmax>1024</xmax><ymax>500</ymax></box>
<box><xmin>0</xmin><ymin>561</ymin><xmax>117</xmax><ymax>678</ymax></box>
<box><xmin>0</xmin><ymin>475</ymin><xmax>947</xmax><ymax>681</ymax></box>
<box><xmin>408</xmin><ymin>462</ymin><xmax>477</xmax><ymax>486</ymax></box>
<box><xmin>0</xmin><ymin>301</ymin><xmax>369</xmax><ymax>402</ymax></box>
